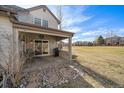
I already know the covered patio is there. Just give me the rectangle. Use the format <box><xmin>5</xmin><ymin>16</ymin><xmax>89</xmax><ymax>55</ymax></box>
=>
<box><xmin>12</xmin><ymin>21</ymin><xmax>74</xmax><ymax>62</ymax></box>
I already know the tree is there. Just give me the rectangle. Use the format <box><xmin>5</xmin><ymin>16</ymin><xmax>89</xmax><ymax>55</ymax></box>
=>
<box><xmin>96</xmin><ymin>35</ymin><xmax>104</xmax><ymax>46</ymax></box>
<box><xmin>0</xmin><ymin>29</ymin><xmax>26</xmax><ymax>87</ymax></box>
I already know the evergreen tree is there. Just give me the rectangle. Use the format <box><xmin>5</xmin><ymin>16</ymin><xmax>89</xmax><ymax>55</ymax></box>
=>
<box><xmin>96</xmin><ymin>35</ymin><xmax>104</xmax><ymax>45</ymax></box>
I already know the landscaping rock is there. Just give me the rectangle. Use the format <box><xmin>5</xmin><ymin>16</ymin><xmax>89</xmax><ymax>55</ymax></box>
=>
<box><xmin>18</xmin><ymin>60</ymin><xmax>82</xmax><ymax>88</ymax></box>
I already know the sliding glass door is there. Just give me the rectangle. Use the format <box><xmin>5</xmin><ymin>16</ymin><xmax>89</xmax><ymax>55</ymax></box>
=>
<box><xmin>42</xmin><ymin>41</ymin><xmax>49</xmax><ymax>55</ymax></box>
<box><xmin>34</xmin><ymin>40</ymin><xmax>49</xmax><ymax>56</ymax></box>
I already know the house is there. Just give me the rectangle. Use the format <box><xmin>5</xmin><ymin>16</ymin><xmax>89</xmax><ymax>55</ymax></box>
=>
<box><xmin>0</xmin><ymin>5</ymin><xmax>74</xmax><ymax>71</ymax></box>
<box><xmin>105</xmin><ymin>36</ymin><xmax>120</xmax><ymax>45</ymax></box>
<box><xmin>119</xmin><ymin>37</ymin><xmax>124</xmax><ymax>45</ymax></box>
<box><xmin>105</xmin><ymin>35</ymin><xmax>124</xmax><ymax>46</ymax></box>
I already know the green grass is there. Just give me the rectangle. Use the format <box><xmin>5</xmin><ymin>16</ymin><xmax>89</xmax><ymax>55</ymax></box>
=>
<box><xmin>72</xmin><ymin>46</ymin><xmax>124</xmax><ymax>86</ymax></box>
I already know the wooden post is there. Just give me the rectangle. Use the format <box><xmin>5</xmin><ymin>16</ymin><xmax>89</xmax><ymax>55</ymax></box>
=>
<box><xmin>68</xmin><ymin>37</ymin><xmax>72</xmax><ymax>61</ymax></box>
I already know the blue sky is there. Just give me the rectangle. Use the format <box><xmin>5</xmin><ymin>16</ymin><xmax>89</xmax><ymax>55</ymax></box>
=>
<box><xmin>20</xmin><ymin>5</ymin><xmax>124</xmax><ymax>42</ymax></box>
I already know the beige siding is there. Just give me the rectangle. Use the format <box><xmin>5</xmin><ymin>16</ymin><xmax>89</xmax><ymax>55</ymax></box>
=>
<box><xmin>29</xmin><ymin>8</ymin><xmax>58</xmax><ymax>29</ymax></box>
<box><xmin>17</xmin><ymin>8</ymin><xmax>58</xmax><ymax>29</ymax></box>
<box><xmin>0</xmin><ymin>15</ymin><xmax>13</xmax><ymax>69</ymax></box>
<box><xmin>17</xmin><ymin>12</ymin><xmax>33</xmax><ymax>23</ymax></box>
<box><xmin>45</xmin><ymin>35</ymin><xmax>57</xmax><ymax>55</ymax></box>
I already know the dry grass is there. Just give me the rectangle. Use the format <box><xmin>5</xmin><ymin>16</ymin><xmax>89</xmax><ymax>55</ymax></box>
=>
<box><xmin>71</xmin><ymin>46</ymin><xmax>124</xmax><ymax>87</ymax></box>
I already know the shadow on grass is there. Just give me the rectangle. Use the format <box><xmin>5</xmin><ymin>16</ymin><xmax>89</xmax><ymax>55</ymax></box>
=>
<box><xmin>70</xmin><ymin>61</ymin><xmax>123</xmax><ymax>88</ymax></box>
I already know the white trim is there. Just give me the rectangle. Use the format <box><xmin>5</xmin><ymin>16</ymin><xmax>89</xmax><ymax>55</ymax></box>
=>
<box><xmin>17</xmin><ymin>29</ymin><xmax>70</xmax><ymax>38</ymax></box>
<box><xmin>34</xmin><ymin>39</ymin><xmax>50</xmax><ymax>56</ymax></box>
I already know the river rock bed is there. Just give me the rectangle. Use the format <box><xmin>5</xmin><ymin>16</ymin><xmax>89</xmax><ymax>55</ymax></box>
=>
<box><xmin>18</xmin><ymin>63</ymin><xmax>81</xmax><ymax>88</ymax></box>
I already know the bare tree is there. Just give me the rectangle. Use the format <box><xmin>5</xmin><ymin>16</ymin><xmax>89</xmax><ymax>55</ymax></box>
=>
<box><xmin>0</xmin><ymin>29</ymin><xmax>26</xmax><ymax>87</ymax></box>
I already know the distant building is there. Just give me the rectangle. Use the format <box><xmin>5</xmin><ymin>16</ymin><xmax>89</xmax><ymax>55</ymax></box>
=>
<box><xmin>73</xmin><ymin>41</ymin><xmax>93</xmax><ymax>46</ymax></box>
<box><xmin>73</xmin><ymin>41</ymin><xmax>83</xmax><ymax>46</ymax></box>
<box><xmin>105</xmin><ymin>36</ymin><xmax>124</xmax><ymax>46</ymax></box>
<box><xmin>119</xmin><ymin>37</ymin><xmax>124</xmax><ymax>45</ymax></box>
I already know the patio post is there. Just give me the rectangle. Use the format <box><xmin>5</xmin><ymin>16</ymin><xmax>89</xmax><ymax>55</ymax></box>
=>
<box><xmin>68</xmin><ymin>36</ymin><xmax>72</xmax><ymax>61</ymax></box>
<box><xmin>12</xmin><ymin>29</ymin><xmax>19</xmax><ymax>72</ymax></box>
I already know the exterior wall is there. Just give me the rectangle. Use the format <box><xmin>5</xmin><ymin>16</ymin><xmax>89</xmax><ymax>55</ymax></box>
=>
<box><xmin>17</xmin><ymin>12</ymin><xmax>33</xmax><ymax>23</ymax></box>
<box><xmin>17</xmin><ymin>8</ymin><xmax>58</xmax><ymax>29</ymax></box>
<box><xmin>45</xmin><ymin>35</ymin><xmax>57</xmax><ymax>55</ymax></box>
<box><xmin>119</xmin><ymin>37</ymin><xmax>124</xmax><ymax>45</ymax></box>
<box><xmin>105</xmin><ymin>36</ymin><xmax>124</xmax><ymax>46</ymax></box>
<box><xmin>0</xmin><ymin>15</ymin><xmax>13</xmax><ymax>69</ymax></box>
<box><xmin>29</xmin><ymin>8</ymin><xmax>58</xmax><ymax>29</ymax></box>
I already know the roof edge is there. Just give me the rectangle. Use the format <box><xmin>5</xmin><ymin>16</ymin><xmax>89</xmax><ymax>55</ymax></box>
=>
<box><xmin>11</xmin><ymin>19</ymin><xmax>74</xmax><ymax>36</ymax></box>
<box><xmin>0</xmin><ymin>7</ymin><xmax>17</xmax><ymax>14</ymax></box>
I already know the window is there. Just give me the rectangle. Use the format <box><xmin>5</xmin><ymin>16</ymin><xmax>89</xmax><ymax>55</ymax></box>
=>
<box><xmin>34</xmin><ymin>18</ymin><xmax>41</xmax><ymax>25</ymax></box>
<box><xmin>42</xmin><ymin>20</ymin><xmax>48</xmax><ymax>27</ymax></box>
<box><xmin>34</xmin><ymin>18</ymin><xmax>48</xmax><ymax>27</ymax></box>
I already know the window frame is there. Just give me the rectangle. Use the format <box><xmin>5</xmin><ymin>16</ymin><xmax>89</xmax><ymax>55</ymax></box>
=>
<box><xmin>34</xmin><ymin>18</ymin><xmax>41</xmax><ymax>26</ymax></box>
<box><xmin>42</xmin><ymin>19</ymin><xmax>48</xmax><ymax>27</ymax></box>
<box><xmin>33</xmin><ymin>18</ymin><xmax>48</xmax><ymax>27</ymax></box>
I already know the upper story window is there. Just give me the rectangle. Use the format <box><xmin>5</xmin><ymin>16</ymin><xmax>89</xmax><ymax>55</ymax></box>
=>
<box><xmin>34</xmin><ymin>18</ymin><xmax>48</xmax><ymax>27</ymax></box>
<box><xmin>34</xmin><ymin>18</ymin><xmax>41</xmax><ymax>25</ymax></box>
<box><xmin>42</xmin><ymin>20</ymin><xmax>48</xmax><ymax>27</ymax></box>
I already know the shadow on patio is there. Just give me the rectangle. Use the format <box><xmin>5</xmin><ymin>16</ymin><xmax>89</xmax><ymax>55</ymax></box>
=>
<box><xmin>23</xmin><ymin>56</ymin><xmax>69</xmax><ymax>72</ymax></box>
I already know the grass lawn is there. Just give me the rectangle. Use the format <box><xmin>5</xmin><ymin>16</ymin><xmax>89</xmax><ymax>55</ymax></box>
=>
<box><xmin>72</xmin><ymin>46</ymin><xmax>124</xmax><ymax>87</ymax></box>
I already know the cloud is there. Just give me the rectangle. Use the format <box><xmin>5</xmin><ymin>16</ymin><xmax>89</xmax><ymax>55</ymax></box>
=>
<box><xmin>117</xmin><ymin>28</ymin><xmax>124</xmax><ymax>36</ymax></box>
<box><xmin>63</xmin><ymin>27</ymin><xmax>81</xmax><ymax>33</ymax></box>
<box><xmin>72</xmin><ymin>36</ymin><xmax>80</xmax><ymax>42</ymax></box>
<box><xmin>61</xmin><ymin>6</ymin><xmax>93</xmax><ymax>29</ymax></box>
<box><xmin>62</xmin><ymin>16</ymin><xmax>93</xmax><ymax>28</ymax></box>
<box><xmin>82</xmin><ymin>28</ymin><xmax>111</xmax><ymax>36</ymax></box>
<box><xmin>87</xmin><ymin>19</ymin><xmax>108</xmax><ymax>29</ymax></box>
<box><xmin>73</xmin><ymin>36</ymin><xmax>79</xmax><ymax>39</ymax></box>
<box><xmin>72</xmin><ymin>36</ymin><xmax>95</xmax><ymax>42</ymax></box>
<box><xmin>81</xmin><ymin>28</ymin><xmax>124</xmax><ymax>41</ymax></box>
<box><xmin>81</xmin><ymin>37</ymin><xmax>95</xmax><ymax>41</ymax></box>
<box><xmin>48</xmin><ymin>5</ymin><xmax>93</xmax><ymax>33</ymax></box>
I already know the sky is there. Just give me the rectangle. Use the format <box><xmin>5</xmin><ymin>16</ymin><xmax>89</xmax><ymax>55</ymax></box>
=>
<box><xmin>20</xmin><ymin>5</ymin><xmax>124</xmax><ymax>42</ymax></box>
